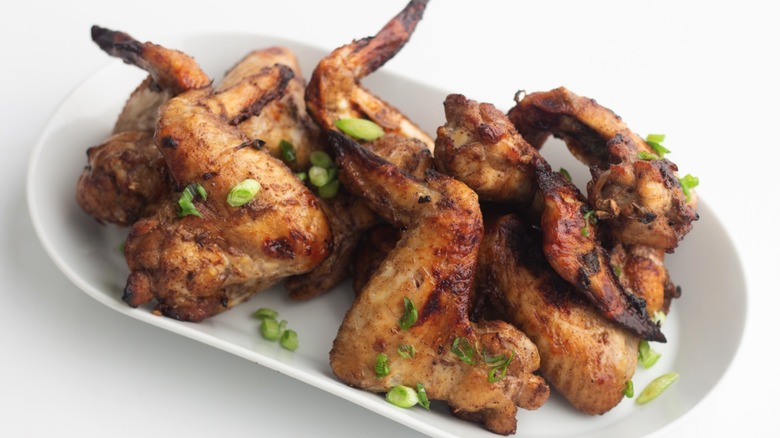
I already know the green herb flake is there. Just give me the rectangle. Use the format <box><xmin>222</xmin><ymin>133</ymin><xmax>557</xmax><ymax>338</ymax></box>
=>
<box><xmin>252</xmin><ymin>307</ymin><xmax>279</xmax><ymax>320</ymax></box>
<box><xmin>678</xmin><ymin>174</ymin><xmax>699</xmax><ymax>202</ymax></box>
<box><xmin>559</xmin><ymin>167</ymin><xmax>572</xmax><ymax>182</ymax></box>
<box><xmin>280</xmin><ymin>140</ymin><xmax>296</xmax><ymax>162</ymax></box>
<box><xmin>385</xmin><ymin>385</ymin><xmax>419</xmax><ymax>408</ymax></box>
<box><xmin>375</xmin><ymin>353</ymin><xmax>390</xmax><ymax>378</ymax></box>
<box><xmin>398</xmin><ymin>344</ymin><xmax>416</xmax><ymax>359</ymax></box>
<box><xmin>638</xmin><ymin>339</ymin><xmax>662</xmax><ymax>368</ymax></box>
<box><xmin>280</xmin><ymin>329</ymin><xmax>299</xmax><ymax>351</ymax></box>
<box><xmin>399</xmin><ymin>297</ymin><xmax>418</xmax><ymax>330</ymax></box>
<box><xmin>645</xmin><ymin>134</ymin><xmax>671</xmax><ymax>158</ymax></box>
<box><xmin>581</xmin><ymin>210</ymin><xmax>597</xmax><ymax>237</ymax></box>
<box><xmin>624</xmin><ymin>380</ymin><xmax>635</xmax><ymax>398</ymax></box>
<box><xmin>636</xmin><ymin>372</ymin><xmax>679</xmax><ymax>405</ymax></box>
<box><xmin>227</xmin><ymin>179</ymin><xmax>261</xmax><ymax>207</ymax></box>
<box><xmin>637</xmin><ymin>151</ymin><xmax>660</xmax><ymax>161</ymax></box>
<box><xmin>486</xmin><ymin>350</ymin><xmax>515</xmax><ymax>383</ymax></box>
<box><xmin>177</xmin><ymin>183</ymin><xmax>207</xmax><ymax>218</ymax></box>
<box><xmin>451</xmin><ymin>337</ymin><xmax>475</xmax><ymax>365</ymax></box>
<box><xmin>416</xmin><ymin>383</ymin><xmax>430</xmax><ymax>410</ymax></box>
<box><xmin>335</xmin><ymin>118</ymin><xmax>385</xmax><ymax>141</ymax></box>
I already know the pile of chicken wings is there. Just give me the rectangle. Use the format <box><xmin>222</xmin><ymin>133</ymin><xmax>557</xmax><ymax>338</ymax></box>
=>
<box><xmin>76</xmin><ymin>0</ymin><xmax>697</xmax><ymax>434</ymax></box>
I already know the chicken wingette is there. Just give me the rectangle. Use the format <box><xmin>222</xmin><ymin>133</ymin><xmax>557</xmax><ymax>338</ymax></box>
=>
<box><xmin>328</xmin><ymin>131</ymin><xmax>548</xmax><ymax>436</ymax></box>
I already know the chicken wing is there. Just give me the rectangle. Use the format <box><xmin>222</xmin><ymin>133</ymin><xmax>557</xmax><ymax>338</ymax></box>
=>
<box><xmin>478</xmin><ymin>214</ymin><xmax>638</xmax><ymax>415</ymax></box>
<box><xmin>123</xmin><ymin>65</ymin><xmax>331</xmax><ymax>321</ymax></box>
<box><xmin>289</xmin><ymin>0</ymin><xmax>433</xmax><ymax>299</ymax></box>
<box><xmin>435</xmin><ymin>94</ymin><xmax>663</xmax><ymax>341</ymax></box>
<box><xmin>328</xmin><ymin>131</ymin><xmax>548</xmax><ymax>435</ymax></box>
<box><xmin>305</xmin><ymin>0</ymin><xmax>433</xmax><ymax>150</ymax></box>
<box><xmin>508</xmin><ymin>87</ymin><xmax>698</xmax><ymax>251</ymax></box>
<box><xmin>76</xmin><ymin>26</ymin><xmax>211</xmax><ymax>226</ymax></box>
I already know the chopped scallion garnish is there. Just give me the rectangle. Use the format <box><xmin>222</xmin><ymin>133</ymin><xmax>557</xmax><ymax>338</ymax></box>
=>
<box><xmin>252</xmin><ymin>307</ymin><xmax>279</xmax><ymax>320</ymax></box>
<box><xmin>318</xmin><ymin>179</ymin><xmax>340</xmax><ymax>199</ymax></box>
<box><xmin>385</xmin><ymin>385</ymin><xmax>419</xmax><ymax>408</ymax></box>
<box><xmin>559</xmin><ymin>167</ymin><xmax>572</xmax><ymax>182</ymax></box>
<box><xmin>280</xmin><ymin>139</ymin><xmax>296</xmax><ymax>162</ymax></box>
<box><xmin>375</xmin><ymin>353</ymin><xmax>390</xmax><ymax>378</ymax></box>
<box><xmin>335</xmin><ymin>118</ymin><xmax>385</xmax><ymax>141</ymax></box>
<box><xmin>451</xmin><ymin>337</ymin><xmax>475</xmax><ymax>365</ymax></box>
<box><xmin>651</xmin><ymin>310</ymin><xmax>666</xmax><ymax>326</ymax></box>
<box><xmin>486</xmin><ymin>350</ymin><xmax>515</xmax><ymax>383</ymax></box>
<box><xmin>636</xmin><ymin>372</ymin><xmax>679</xmax><ymax>405</ymax></box>
<box><xmin>637</xmin><ymin>151</ymin><xmax>660</xmax><ymax>161</ymax></box>
<box><xmin>260</xmin><ymin>318</ymin><xmax>286</xmax><ymax>341</ymax></box>
<box><xmin>399</xmin><ymin>297</ymin><xmax>418</xmax><ymax>330</ymax></box>
<box><xmin>280</xmin><ymin>329</ymin><xmax>299</xmax><ymax>351</ymax></box>
<box><xmin>177</xmin><ymin>183</ymin><xmax>207</xmax><ymax>218</ymax></box>
<box><xmin>624</xmin><ymin>380</ymin><xmax>634</xmax><ymax>398</ymax></box>
<box><xmin>308</xmin><ymin>166</ymin><xmax>330</xmax><ymax>188</ymax></box>
<box><xmin>398</xmin><ymin>344</ymin><xmax>416</xmax><ymax>359</ymax></box>
<box><xmin>638</xmin><ymin>339</ymin><xmax>661</xmax><ymax>368</ymax></box>
<box><xmin>581</xmin><ymin>210</ymin><xmax>597</xmax><ymax>237</ymax></box>
<box><xmin>645</xmin><ymin>134</ymin><xmax>671</xmax><ymax>158</ymax></box>
<box><xmin>310</xmin><ymin>150</ymin><xmax>334</xmax><ymax>168</ymax></box>
<box><xmin>227</xmin><ymin>179</ymin><xmax>261</xmax><ymax>207</ymax></box>
<box><xmin>678</xmin><ymin>174</ymin><xmax>699</xmax><ymax>202</ymax></box>
<box><xmin>416</xmin><ymin>383</ymin><xmax>430</xmax><ymax>410</ymax></box>
<box><xmin>295</xmin><ymin>172</ymin><xmax>307</xmax><ymax>181</ymax></box>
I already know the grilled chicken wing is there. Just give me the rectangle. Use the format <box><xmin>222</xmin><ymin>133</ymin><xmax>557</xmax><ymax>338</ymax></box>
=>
<box><xmin>289</xmin><ymin>0</ymin><xmax>433</xmax><ymax>299</ymax></box>
<box><xmin>609</xmin><ymin>243</ymin><xmax>679</xmax><ymax>317</ymax></box>
<box><xmin>328</xmin><ymin>131</ymin><xmax>549</xmax><ymax>435</ymax></box>
<box><xmin>508</xmin><ymin>87</ymin><xmax>698</xmax><ymax>251</ymax></box>
<box><xmin>477</xmin><ymin>214</ymin><xmax>638</xmax><ymax>415</ymax></box>
<box><xmin>305</xmin><ymin>0</ymin><xmax>433</xmax><ymax>150</ymax></box>
<box><xmin>76</xmin><ymin>26</ymin><xmax>211</xmax><ymax>226</ymax></box>
<box><xmin>435</xmin><ymin>94</ymin><xmax>663</xmax><ymax>341</ymax></box>
<box><xmin>123</xmin><ymin>65</ymin><xmax>331</xmax><ymax>321</ymax></box>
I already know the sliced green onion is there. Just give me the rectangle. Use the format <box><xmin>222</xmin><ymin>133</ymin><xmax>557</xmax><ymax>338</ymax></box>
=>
<box><xmin>326</xmin><ymin>166</ymin><xmax>339</xmax><ymax>183</ymax></box>
<box><xmin>559</xmin><ymin>167</ymin><xmax>572</xmax><ymax>182</ymax></box>
<box><xmin>638</xmin><ymin>339</ymin><xmax>662</xmax><ymax>368</ymax></box>
<box><xmin>646</xmin><ymin>134</ymin><xmax>666</xmax><ymax>143</ymax></box>
<box><xmin>581</xmin><ymin>210</ymin><xmax>597</xmax><ymax>237</ymax></box>
<box><xmin>385</xmin><ymin>385</ymin><xmax>419</xmax><ymax>408</ymax></box>
<box><xmin>486</xmin><ymin>350</ymin><xmax>515</xmax><ymax>383</ymax></box>
<box><xmin>451</xmin><ymin>337</ymin><xmax>475</xmax><ymax>365</ymax></box>
<box><xmin>637</xmin><ymin>151</ymin><xmax>660</xmax><ymax>161</ymax></box>
<box><xmin>624</xmin><ymin>380</ymin><xmax>635</xmax><ymax>398</ymax></box>
<box><xmin>678</xmin><ymin>174</ymin><xmax>699</xmax><ymax>202</ymax></box>
<box><xmin>310</xmin><ymin>150</ymin><xmax>334</xmax><ymax>168</ymax></box>
<box><xmin>227</xmin><ymin>179</ymin><xmax>261</xmax><ymax>207</ymax></box>
<box><xmin>252</xmin><ymin>307</ymin><xmax>279</xmax><ymax>320</ymax></box>
<box><xmin>318</xmin><ymin>179</ymin><xmax>340</xmax><ymax>199</ymax></box>
<box><xmin>177</xmin><ymin>183</ymin><xmax>206</xmax><ymax>218</ymax></box>
<box><xmin>397</xmin><ymin>344</ymin><xmax>416</xmax><ymax>359</ymax></box>
<box><xmin>295</xmin><ymin>172</ymin><xmax>307</xmax><ymax>181</ymax></box>
<box><xmin>636</xmin><ymin>372</ymin><xmax>679</xmax><ymax>405</ymax></box>
<box><xmin>335</xmin><ymin>118</ymin><xmax>385</xmax><ymax>141</ymax></box>
<box><xmin>280</xmin><ymin>329</ymin><xmax>299</xmax><ymax>351</ymax></box>
<box><xmin>612</xmin><ymin>264</ymin><xmax>623</xmax><ymax>278</ymax></box>
<box><xmin>398</xmin><ymin>297</ymin><xmax>418</xmax><ymax>330</ymax></box>
<box><xmin>280</xmin><ymin>139</ymin><xmax>296</xmax><ymax>162</ymax></box>
<box><xmin>260</xmin><ymin>318</ymin><xmax>286</xmax><ymax>341</ymax></box>
<box><xmin>308</xmin><ymin>166</ymin><xmax>330</xmax><ymax>187</ymax></box>
<box><xmin>375</xmin><ymin>353</ymin><xmax>390</xmax><ymax>378</ymax></box>
<box><xmin>416</xmin><ymin>383</ymin><xmax>430</xmax><ymax>410</ymax></box>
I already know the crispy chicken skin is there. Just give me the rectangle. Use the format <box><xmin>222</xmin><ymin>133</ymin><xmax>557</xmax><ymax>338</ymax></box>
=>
<box><xmin>328</xmin><ymin>131</ymin><xmax>548</xmax><ymax>435</ymax></box>
<box><xmin>508</xmin><ymin>87</ymin><xmax>698</xmax><ymax>251</ymax></box>
<box><xmin>609</xmin><ymin>243</ymin><xmax>679</xmax><ymax>317</ymax></box>
<box><xmin>435</xmin><ymin>94</ymin><xmax>663</xmax><ymax>341</ymax></box>
<box><xmin>77</xmin><ymin>27</ymin><xmax>212</xmax><ymax>226</ymax></box>
<box><xmin>305</xmin><ymin>0</ymin><xmax>433</xmax><ymax>150</ymax></box>
<box><xmin>289</xmin><ymin>0</ymin><xmax>433</xmax><ymax>299</ymax></box>
<box><xmin>123</xmin><ymin>66</ymin><xmax>331</xmax><ymax>321</ymax></box>
<box><xmin>217</xmin><ymin>47</ymin><xmax>324</xmax><ymax>172</ymax></box>
<box><xmin>478</xmin><ymin>214</ymin><xmax>638</xmax><ymax>415</ymax></box>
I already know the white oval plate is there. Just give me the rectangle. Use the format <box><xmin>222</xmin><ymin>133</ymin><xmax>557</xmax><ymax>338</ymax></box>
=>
<box><xmin>27</xmin><ymin>32</ymin><xmax>746</xmax><ymax>438</ymax></box>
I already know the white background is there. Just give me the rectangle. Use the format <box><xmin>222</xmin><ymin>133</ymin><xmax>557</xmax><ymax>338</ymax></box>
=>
<box><xmin>2</xmin><ymin>1</ymin><xmax>776</xmax><ymax>436</ymax></box>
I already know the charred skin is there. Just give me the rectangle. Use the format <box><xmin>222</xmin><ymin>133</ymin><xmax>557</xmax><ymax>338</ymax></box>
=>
<box><xmin>305</xmin><ymin>0</ymin><xmax>433</xmax><ymax>150</ymax></box>
<box><xmin>477</xmin><ymin>214</ymin><xmax>639</xmax><ymax>415</ymax></box>
<box><xmin>534</xmin><ymin>159</ymin><xmax>664</xmax><ymax>342</ymax></box>
<box><xmin>123</xmin><ymin>65</ymin><xmax>332</xmax><ymax>321</ymax></box>
<box><xmin>508</xmin><ymin>87</ymin><xmax>698</xmax><ymax>251</ymax></box>
<box><xmin>328</xmin><ymin>131</ymin><xmax>548</xmax><ymax>436</ymax></box>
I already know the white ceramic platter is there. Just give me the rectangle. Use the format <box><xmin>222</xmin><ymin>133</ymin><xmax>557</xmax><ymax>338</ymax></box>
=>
<box><xmin>27</xmin><ymin>32</ymin><xmax>746</xmax><ymax>438</ymax></box>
